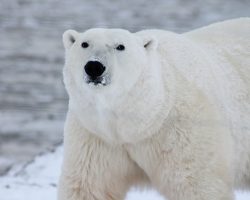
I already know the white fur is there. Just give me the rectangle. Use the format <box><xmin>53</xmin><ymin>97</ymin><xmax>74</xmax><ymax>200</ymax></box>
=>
<box><xmin>58</xmin><ymin>18</ymin><xmax>250</xmax><ymax>200</ymax></box>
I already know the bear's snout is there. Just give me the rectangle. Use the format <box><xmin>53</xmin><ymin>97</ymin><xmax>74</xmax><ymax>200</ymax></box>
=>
<box><xmin>84</xmin><ymin>61</ymin><xmax>106</xmax><ymax>79</ymax></box>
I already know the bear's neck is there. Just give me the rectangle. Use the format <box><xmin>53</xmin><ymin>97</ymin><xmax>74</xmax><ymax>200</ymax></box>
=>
<box><xmin>110</xmin><ymin>66</ymin><xmax>168</xmax><ymax>143</ymax></box>
<box><xmin>70</xmin><ymin>63</ymin><xmax>173</xmax><ymax>144</ymax></box>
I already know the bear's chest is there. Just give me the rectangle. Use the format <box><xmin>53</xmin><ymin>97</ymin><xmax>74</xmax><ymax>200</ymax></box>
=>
<box><xmin>79</xmin><ymin>98</ymin><xmax>128</xmax><ymax>142</ymax></box>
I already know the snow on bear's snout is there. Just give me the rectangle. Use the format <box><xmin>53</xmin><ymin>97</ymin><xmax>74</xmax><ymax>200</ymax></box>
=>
<box><xmin>83</xmin><ymin>60</ymin><xmax>110</xmax><ymax>86</ymax></box>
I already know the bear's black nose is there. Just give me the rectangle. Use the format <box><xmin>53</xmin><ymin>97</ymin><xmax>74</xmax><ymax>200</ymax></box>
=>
<box><xmin>84</xmin><ymin>61</ymin><xmax>106</xmax><ymax>78</ymax></box>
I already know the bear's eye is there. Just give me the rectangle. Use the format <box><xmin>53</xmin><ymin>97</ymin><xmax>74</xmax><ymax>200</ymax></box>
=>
<box><xmin>81</xmin><ymin>42</ymin><xmax>89</xmax><ymax>48</ymax></box>
<box><xmin>116</xmin><ymin>44</ymin><xmax>125</xmax><ymax>51</ymax></box>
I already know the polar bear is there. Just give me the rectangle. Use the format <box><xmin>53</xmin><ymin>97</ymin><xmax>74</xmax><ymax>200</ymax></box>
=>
<box><xmin>58</xmin><ymin>18</ymin><xmax>250</xmax><ymax>200</ymax></box>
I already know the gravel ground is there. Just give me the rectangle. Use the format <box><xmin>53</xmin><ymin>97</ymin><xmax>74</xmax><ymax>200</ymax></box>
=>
<box><xmin>0</xmin><ymin>0</ymin><xmax>249</xmax><ymax>175</ymax></box>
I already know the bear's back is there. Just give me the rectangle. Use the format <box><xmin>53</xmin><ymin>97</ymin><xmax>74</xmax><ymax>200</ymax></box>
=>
<box><xmin>185</xmin><ymin>18</ymin><xmax>250</xmax><ymax>92</ymax></box>
<box><xmin>186</xmin><ymin>18</ymin><xmax>250</xmax><ymax>187</ymax></box>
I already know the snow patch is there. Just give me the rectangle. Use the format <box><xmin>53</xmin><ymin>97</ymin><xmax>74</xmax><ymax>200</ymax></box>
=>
<box><xmin>0</xmin><ymin>146</ymin><xmax>249</xmax><ymax>200</ymax></box>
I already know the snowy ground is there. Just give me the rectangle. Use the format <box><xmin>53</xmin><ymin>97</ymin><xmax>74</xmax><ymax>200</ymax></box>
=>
<box><xmin>0</xmin><ymin>146</ymin><xmax>249</xmax><ymax>200</ymax></box>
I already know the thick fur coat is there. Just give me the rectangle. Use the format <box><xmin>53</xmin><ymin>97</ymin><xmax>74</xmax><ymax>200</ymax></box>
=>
<box><xmin>58</xmin><ymin>18</ymin><xmax>250</xmax><ymax>200</ymax></box>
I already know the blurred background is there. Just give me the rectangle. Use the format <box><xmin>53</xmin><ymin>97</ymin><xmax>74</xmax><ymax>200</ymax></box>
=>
<box><xmin>0</xmin><ymin>0</ymin><xmax>249</xmax><ymax>175</ymax></box>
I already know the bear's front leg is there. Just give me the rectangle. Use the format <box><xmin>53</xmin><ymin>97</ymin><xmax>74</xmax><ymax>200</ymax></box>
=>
<box><xmin>58</xmin><ymin>112</ymin><xmax>145</xmax><ymax>200</ymax></box>
<box><xmin>129</xmin><ymin>133</ymin><xmax>234</xmax><ymax>200</ymax></box>
<box><xmin>127</xmin><ymin>106</ymin><xmax>235</xmax><ymax>200</ymax></box>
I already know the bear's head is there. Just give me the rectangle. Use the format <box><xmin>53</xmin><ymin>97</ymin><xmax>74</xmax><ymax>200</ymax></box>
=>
<box><xmin>62</xmin><ymin>28</ymin><xmax>170</xmax><ymax>143</ymax></box>
<box><xmin>63</xmin><ymin>28</ymin><xmax>158</xmax><ymax>94</ymax></box>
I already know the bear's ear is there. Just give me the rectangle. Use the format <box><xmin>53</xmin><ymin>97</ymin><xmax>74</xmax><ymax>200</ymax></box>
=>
<box><xmin>63</xmin><ymin>29</ymin><xmax>79</xmax><ymax>49</ymax></box>
<box><xmin>142</xmin><ymin>36</ymin><xmax>158</xmax><ymax>51</ymax></box>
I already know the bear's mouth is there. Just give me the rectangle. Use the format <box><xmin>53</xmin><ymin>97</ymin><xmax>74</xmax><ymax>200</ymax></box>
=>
<box><xmin>85</xmin><ymin>75</ymin><xmax>110</xmax><ymax>86</ymax></box>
